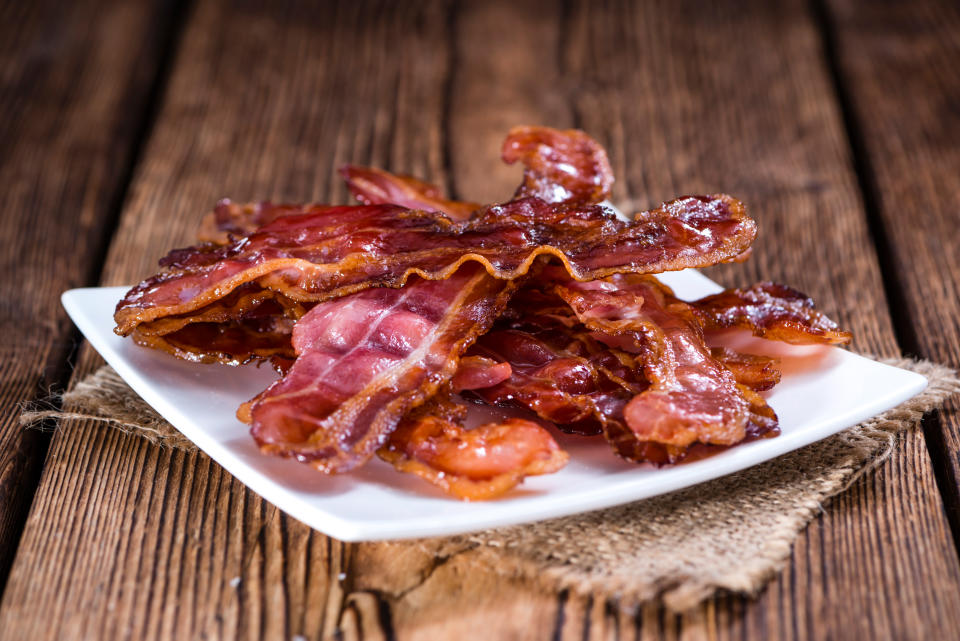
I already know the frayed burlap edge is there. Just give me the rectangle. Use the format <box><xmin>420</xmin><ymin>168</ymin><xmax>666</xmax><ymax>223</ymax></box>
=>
<box><xmin>20</xmin><ymin>366</ymin><xmax>194</xmax><ymax>450</ymax></box>
<box><xmin>20</xmin><ymin>357</ymin><xmax>960</xmax><ymax>612</ymax></box>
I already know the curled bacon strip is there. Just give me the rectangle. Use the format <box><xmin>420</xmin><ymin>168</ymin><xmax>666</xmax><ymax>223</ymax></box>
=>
<box><xmin>550</xmin><ymin>272</ymin><xmax>754</xmax><ymax>452</ymax></box>
<box><xmin>114</xmin><ymin>194</ymin><xmax>756</xmax><ymax>336</ymax></box>
<box><xmin>242</xmin><ymin>265</ymin><xmax>515</xmax><ymax>473</ymax></box>
<box><xmin>134</xmin><ymin>318</ymin><xmax>294</xmax><ymax>365</ymax></box>
<box><xmin>130</xmin><ymin>287</ymin><xmax>305</xmax><ymax>364</ymax></box>
<box><xmin>198</xmin><ymin>200</ymin><xmax>310</xmax><ymax>244</ymax></box>
<box><xmin>710</xmin><ymin>347</ymin><xmax>781</xmax><ymax>392</ymax></box>
<box><xmin>451</xmin><ymin>355</ymin><xmax>513</xmax><ymax>392</ymax></box>
<box><xmin>468</xmin><ymin>329</ymin><xmax>607</xmax><ymax>427</ymax></box>
<box><xmin>340</xmin><ymin>166</ymin><xmax>480</xmax><ymax>221</ymax></box>
<box><xmin>692</xmin><ymin>282</ymin><xmax>852</xmax><ymax>345</ymax></box>
<box><xmin>502</xmin><ymin>126</ymin><xmax>614</xmax><ymax>206</ymax></box>
<box><xmin>378</xmin><ymin>400</ymin><xmax>568</xmax><ymax>500</ymax></box>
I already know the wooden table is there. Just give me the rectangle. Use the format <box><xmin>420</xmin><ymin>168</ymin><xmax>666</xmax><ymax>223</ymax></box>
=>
<box><xmin>1</xmin><ymin>0</ymin><xmax>959</xmax><ymax>638</ymax></box>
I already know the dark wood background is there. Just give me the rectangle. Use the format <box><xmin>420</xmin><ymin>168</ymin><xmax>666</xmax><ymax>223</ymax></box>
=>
<box><xmin>1</xmin><ymin>0</ymin><xmax>959</xmax><ymax>638</ymax></box>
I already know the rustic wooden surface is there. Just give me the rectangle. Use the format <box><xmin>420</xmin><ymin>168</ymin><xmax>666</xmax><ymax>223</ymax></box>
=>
<box><xmin>0</xmin><ymin>0</ymin><xmax>179</xmax><ymax>590</ymax></box>
<box><xmin>823</xmin><ymin>0</ymin><xmax>960</xmax><ymax>527</ymax></box>
<box><xmin>1</xmin><ymin>0</ymin><xmax>959</xmax><ymax>639</ymax></box>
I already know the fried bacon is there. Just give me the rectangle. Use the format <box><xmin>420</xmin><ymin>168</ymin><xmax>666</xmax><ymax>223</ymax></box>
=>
<box><xmin>710</xmin><ymin>347</ymin><xmax>782</xmax><ymax>392</ymax></box>
<box><xmin>379</xmin><ymin>400</ymin><xmax>568</xmax><ymax>500</ymax></box>
<box><xmin>550</xmin><ymin>272</ymin><xmax>755</xmax><ymax>452</ymax></box>
<box><xmin>692</xmin><ymin>282</ymin><xmax>852</xmax><ymax>345</ymax></box>
<box><xmin>130</xmin><ymin>287</ymin><xmax>304</xmax><ymax>364</ymax></box>
<box><xmin>241</xmin><ymin>264</ymin><xmax>515</xmax><ymax>473</ymax></box>
<box><xmin>468</xmin><ymin>328</ymin><xmax>609</xmax><ymax>428</ymax></box>
<box><xmin>451</xmin><ymin>355</ymin><xmax>513</xmax><ymax>392</ymax></box>
<box><xmin>112</xmin><ymin>124</ymin><xmax>855</xmax><ymax>498</ymax></box>
<box><xmin>114</xmin><ymin>194</ymin><xmax>756</xmax><ymax>337</ymax></box>
<box><xmin>133</xmin><ymin>319</ymin><xmax>295</xmax><ymax>365</ymax></box>
<box><xmin>198</xmin><ymin>200</ymin><xmax>309</xmax><ymax>244</ymax></box>
<box><xmin>340</xmin><ymin>165</ymin><xmax>480</xmax><ymax>221</ymax></box>
<box><xmin>502</xmin><ymin>126</ymin><xmax>614</xmax><ymax>206</ymax></box>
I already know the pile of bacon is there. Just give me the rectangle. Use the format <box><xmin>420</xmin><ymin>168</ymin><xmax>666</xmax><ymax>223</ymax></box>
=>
<box><xmin>114</xmin><ymin>126</ymin><xmax>851</xmax><ymax>500</ymax></box>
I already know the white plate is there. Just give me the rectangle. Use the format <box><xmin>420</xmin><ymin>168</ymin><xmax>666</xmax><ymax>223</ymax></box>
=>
<box><xmin>62</xmin><ymin>270</ymin><xmax>926</xmax><ymax>541</ymax></box>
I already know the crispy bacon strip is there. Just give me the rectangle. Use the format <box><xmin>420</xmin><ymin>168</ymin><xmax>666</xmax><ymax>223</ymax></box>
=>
<box><xmin>550</xmin><ymin>272</ymin><xmax>754</xmax><ymax>452</ymax></box>
<box><xmin>460</xmin><ymin>287</ymin><xmax>646</xmax><ymax>434</ymax></box>
<box><xmin>115</xmin><ymin>195</ymin><xmax>756</xmax><ymax>336</ymax></box>
<box><xmin>502</xmin><ymin>126</ymin><xmax>614</xmax><ymax>206</ymax></box>
<box><xmin>378</xmin><ymin>400</ymin><xmax>568</xmax><ymax>500</ymax></box>
<box><xmin>198</xmin><ymin>200</ymin><xmax>310</xmax><ymax>244</ymax></box>
<box><xmin>340</xmin><ymin>166</ymin><xmax>480</xmax><ymax>221</ymax></box>
<box><xmin>165</xmin><ymin>167</ymin><xmax>483</xmax><ymax>363</ymax></box>
<box><xmin>710</xmin><ymin>347</ymin><xmax>781</xmax><ymax>392</ymax></box>
<box><xmin>451</xmin><ymin>356</ymin><xmax>513</xmax><ymax>392</ymax></box>
<box><xmin>242</xmin><ymin>265</ymin><xmax>515</xmax><ymax>473</ymax></box>
<box><xmin>692</xmin><ymin>282</ymin><xmax>852</xmax><ymax>345</ymax></box>
<box><xmin>129</xmin><ymin>288</ymin><xmax>306</xmax><ymax>364</ymax></box>
<box><xmin>467</xmin><ymin>328</ymin><xmax>633</xmax><ymax>434</ymax></box>
<box><xmin>133</xmin><ymin>319</ymin><xmax>295</xmax><ymax>365</ymax></box>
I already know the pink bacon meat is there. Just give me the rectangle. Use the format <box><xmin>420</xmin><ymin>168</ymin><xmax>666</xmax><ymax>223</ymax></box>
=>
<box><xmin>241</xmin><ymin>264</ymin><xmax>515</xmax><ymax>473</ymax></box>
<box><xmin>550</xmin><ymin>272</ymin><xmax>758</xmax><ymax>458</ymax></box>
<box><xmin>340</xmin><ymin>165</ymin><xmax>481</xmax><ymax>221</ymax></box>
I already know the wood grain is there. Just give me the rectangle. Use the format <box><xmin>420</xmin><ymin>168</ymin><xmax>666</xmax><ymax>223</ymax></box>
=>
<box><xmin>0</xmin><ymin>0</ymin><xmax>177</xmax><ymax>589</ymax></box>
<box><xmin>822</xmin><ymin>0</ymin><xmax>960</xmax><ymax>521</ymax></box>
<box><xmin>2</xmin><ymin>0</ymin><xmax>960</xmax><ymax>639</ymax></box>
<box><xmin>0</xmin><ymin>0</ymin><xmax>460</xmax><ymax>638</ymax></box>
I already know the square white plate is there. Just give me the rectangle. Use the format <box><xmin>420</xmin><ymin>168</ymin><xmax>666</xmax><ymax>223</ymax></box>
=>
<box><xmin>63</xmin><ymin>270</ymin><xmax>926</xmax><ymax>541</ymax></box>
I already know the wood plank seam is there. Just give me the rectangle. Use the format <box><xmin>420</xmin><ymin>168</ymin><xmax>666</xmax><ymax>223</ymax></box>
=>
<box><xmin>0</xmin><ymin>0</ymin><xmax>192</xmax><ymax>598</ymax></box>
<box><xmin>810</xmin><ymin>0</ymin><xmax>960</xmax><ymax>556</ymax></box>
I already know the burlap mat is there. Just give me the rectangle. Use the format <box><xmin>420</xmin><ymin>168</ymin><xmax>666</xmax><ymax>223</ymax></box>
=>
<box><xmin>21</xmin><ymin>358</ymin><xmax>960</xmax><ymax>611</ymax></box>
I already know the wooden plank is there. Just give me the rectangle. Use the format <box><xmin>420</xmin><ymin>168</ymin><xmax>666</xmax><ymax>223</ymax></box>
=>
<box><xmin>822</xmin><ymin>0</ymin><xmax>960</xmax><ymax>519</ymax></box>
<box><xmin>0</xmin><ymin>0</ymin><xmax>179</xmax><ymax>588</ymax></box>
<box><xmin>2</xmin><ymin>1</ymin><xmax>959</xmax><ymax>641</ymax></box>
<box><xmin>0</xmin><ymin>0</ymin><xmax>460</xmax><ymax>639</ymax></box>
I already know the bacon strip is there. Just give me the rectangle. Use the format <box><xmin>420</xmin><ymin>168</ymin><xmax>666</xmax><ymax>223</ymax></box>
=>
<box><xmin>130</xmin><ymin>288</ymin><xmax>304</xmax><ymax>364</ymax></box>
<box><xmin>451</xmin><ymin>356</ymin><xmax>513</xmax><ymax>392</ymax></box>
<box><xmin>115</xmin><ymin>195</ymin><xmax>756</xmax><ymax>336</ymax></box>
<box><xmin>133</xmin><ymin>319</ymin><xmax>294</xmax><ymax>365</ymax></box>
<box><xmin>378</xmin><ymin>400</ymin><xmax>568</xmax><ymax>500</ymax></box>
<box><xmin>241</xmin><ymin>265</ymin><xmax>515</xmax><ymax>473</ymax></box>
<box><xmin>692</xmin><ymin>282</ymin><xmax>852</xmax><ymax>345</ymax></box>
<box><xmin>468</xmin><ymin>329</ymin><xmax>608</xmax><ymax>427</ymax></box>
<box><xmin>550</xmin><ymin>272</ymin><xmax>755</xmax><ymax>452</ymax></box>
<box><xmin>198</xmin><ymin>200</ymin><xmax>311</xmax><ymax>244</ymax></box>
<box><xmin>164</xmin><ymin>165</ymin><xmax>483</xmax><ymax>363</ymax></box>
<box><xmin>340</xmin><ymin>165</ymin><xmax>480</xmax><ymax>221</ymax></box>
<box><xmin>502</xmin><ymin>126</ymin><xmax>614</xmax><ymax>206</ymax></box>
<box><xmin>710</xmin><ymin>347</ymin><xmax>781</xmax><ymax>392</ymax></box>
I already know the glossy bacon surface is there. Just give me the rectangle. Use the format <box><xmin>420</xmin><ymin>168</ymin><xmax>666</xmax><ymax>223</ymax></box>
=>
<box><xmin>692</xmin><ymin>282</ymin><xmax>852</xmax><ymax>345</ymax></box>
<box><xmin>550</xmin><ymin>272</ymin><xmax>755</xmax><ymax>451</ymax></box>
<box><xmin>502</xmin><ymin>126</ymin><xmax>614</xmax><ymax>206</ymax></box>
<box><xmin>115</xmin><ymin>194</ymin><xmax>756</xmax><ymax>336</ymax></box>
<box><xmin>468</xmin><ymin>328</ymin><xmax>609</xmax><ymax>427</ymax></box>
<box><xmin>450</xmin><ymin>355</ymin><xmax>513</xmax><ymax>392</ymax></box>
<box><xmin>133</xmin><ymin>318</ymin><xmax>295</xmax><ymax>365</ymax></box>
<box><xmin>710</xmin><ymin>347</ymin><xmax>782</xmax><ymax>392</ymax></box>
<box><xmin>243</xmin><ymin>265</ymin><xmax>516</xmax><ymax>473</ymax></box>
<box><xmin>129</xmin><ymin>287</ymin><xmax>304</xmax><ymax>364</ymax></box>
<box><xmin>340</xmin><ymin>165</ymin><xmax>480</xmax><ymax>221</ymax></box>
<box><xmin>198</xmin><ymin>200</ymin><xmax>310</xmax><ymax>244</ymax></box>
<box><xmin>379</xmin><ymin>400</ymin><xmax>568</xmax><ymax>500</ymax></box>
